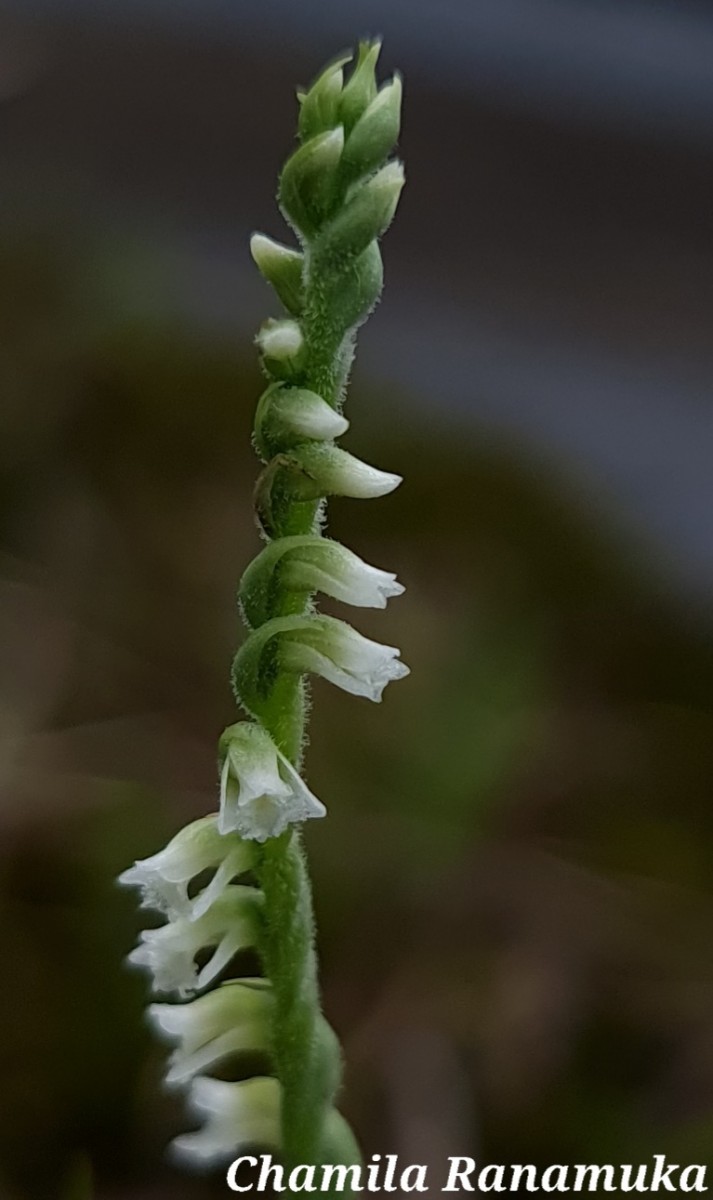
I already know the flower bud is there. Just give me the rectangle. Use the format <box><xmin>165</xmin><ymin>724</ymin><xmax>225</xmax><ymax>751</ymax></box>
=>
<box><xmin>118</xmin><ymin>815</ymin><xmax>255</xmax><ymax>921</ymax></box>
<box><xmin>322</xmin><ymin>241</ymin><xmax>383</xmax><ymax>332</ymax></box>
<box><xmin>279</xmin><ymin>126</ymin><xmax>344</xmax><ymax>236</ymax></box>
<box><xmin>292</xmin><ymin>442</ymin><xmax>402</xmax><ymax>499</ymax></box>
<box><xmin>316</xmin><ymin>161</ymin><xmax>405</xmax><ymax>262</ymax></box>
<box><xmin>254</xmin><ymin>384</ymin><xmax>348</xmax><ymax>460</ymax></box>
<box><xmin>128</xmin><ymin>885</ymin><xmax>263</xmax><ymax>997</ymax></box>
<box><xmin>339</xmin><ymin>40</ymin><xmax>380</xmax><ymax>133</ymax></box>
<box><xmin>233</xmin><ymin>615</ymin><xmax>409</xmax><ymax>720</ymax></box>
<box><xmin>240</xmin><ymin>535</ymin><xmax>404</xmax><ymax>627</ymax></box>
<box><xmin>298</xmin><ymin>54</ymin><xmax>350</xmax><ymax>142</ymax></box>
<box><xmin>172</xmin><ymin>1076</ymin><xmax>281</xmax><ymax>1165</ymax></box>
<box><xmin>280</xmin><ymin>614</ymin><xmax>410</xmax><ymax>702</ymax></box>
<box><xmin>250</xmin><ymin>233</ymin><xmax>304</xmax><ymax>315</ymax></box>
<box><xmin>150</xmin><ymin>979</ymin><xmax>273</xmax><ymax>1086</ymax></box>
<box><xmin>341</xmin><ymin>75</ymin><xmax>402</xmax><ymax>182</ymax></box>
<box><xmin>256</xmin><ymin>318</ymin><xmax>306</xmax><ymax>381</ymax></box>
<box><xmin>219</xmin><ymin>722</ymin><xmax>325</xmax><ymax>842</ymax></box>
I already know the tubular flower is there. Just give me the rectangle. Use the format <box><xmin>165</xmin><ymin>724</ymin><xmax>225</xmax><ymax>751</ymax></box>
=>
<box><xmin>218</xmin><ymin>722</ymin><xmax>325</xmax><ymax>842</ymax></box>
<box><xmin>150</xmin><ymin>979</ymin><xmax>273</xmax><ymax>1087</ymax></box>
<box><xmin>172</xmin><ymin>1076</ymin><xmax>281</xmax><ymax>1165</ymax></box>
<box><xmin>128</xmin><ymin>886</ymin><xmax>263</xmax><ymax>996</ymax></box>
<box><xmin>119</xmin><ymin>815</ymin><xmax>255</xmax><ymax>920</ymax></box>
<box><xmin>279</xmin><ymin>615</ymin><xmax>409</xmax><ymax>701</ymax></box>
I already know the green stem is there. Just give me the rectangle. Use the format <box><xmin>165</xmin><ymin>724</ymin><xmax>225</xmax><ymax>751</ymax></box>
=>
<box><xmin>243</xmin><ymin>265</ymin><xmax>353</xmax><ymax>1175</ymax></box>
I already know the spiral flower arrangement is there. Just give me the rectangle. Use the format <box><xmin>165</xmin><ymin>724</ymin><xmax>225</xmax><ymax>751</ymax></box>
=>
<box><xmin>120</xmin><ymin>41</ymin><xmax>407</xmax><ymax>1177</ymax></box>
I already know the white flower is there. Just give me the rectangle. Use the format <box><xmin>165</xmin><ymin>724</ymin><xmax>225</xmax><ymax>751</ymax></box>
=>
<box><xmin>171</xmin><ymin>1075</ymin><xmax>281</xmax><ymax>1165</ymax></box>
<box><xmin>219</xmin><ymin>722</ymin><xmax>325</xmax><ymax>842</ymax></box>
<box><xmin>281</xmin><ymin>614</ymin><xmax>409</xmax><ymax>702</ymax></box>
<box><xmin>256</xmin><ymin>318</ymin><xmax>304</xmax><ymax>361</ymax></box>
<box><xmin>150</xmin><ymin>979</ymin><xmax>273</xmax><ymax>1087</ymax></box>
<box><xmin>127</xmin><ymin>885</ymin><xmax>262</xmax><ymax>997</ymax></box>
<box><xmin>118</xmin><ymin>815</ymin><xmax>255</xmax><ymax>921</ymax></box>
<box><xmin>293</xmin><ymin>443</ymin><xmax>402</xmax><ymax>499</ymax></box>
<box><xmin>279</xmin><ymin>538</ymin><xmax>404</xmax><ymax>609</ymax></box>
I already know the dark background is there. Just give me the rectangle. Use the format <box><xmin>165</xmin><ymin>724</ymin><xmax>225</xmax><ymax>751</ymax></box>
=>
<box><xmin>0</xmin><ymin>1</ymin><xmax>711</xmax><ymax>1196</ymax></box>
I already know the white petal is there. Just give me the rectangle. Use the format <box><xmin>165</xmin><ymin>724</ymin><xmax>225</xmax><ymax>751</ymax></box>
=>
<box><xmin>171</xmin><ymin>1077</ymin><xmax>281</xmax><ymax>1165</ymax></box>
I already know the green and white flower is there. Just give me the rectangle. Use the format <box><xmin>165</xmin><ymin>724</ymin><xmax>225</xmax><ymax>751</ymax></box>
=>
<box><xmin>150</xmin><ymin>978</ymin><xmax>273</xmax><ymax>1087</ymax></box>
<box><xmin>280</xmin><ymin>614</ymin><xmax>410</xmax><ymax>701</ymax></box>
<box><xmin>219</xmin><ymin>722</ymin><xmax>325</xmax><ymax>842</ymax></box>
<box><xmin>172</xmin><ymin>1075</ymin><xmax>281</xmax><ymax>1165</ymax></box>
<box><xmin>128</xmin><ymin>885</ymin><xmax>263</xmax><ymax>996</ymax></box>
<box><xmin>119</xmin><ymin>815</ymin><xmax>255</xmax><ymax>921</ymax></box>
<box><xmin>292</xmin><ymin>442</ymin><xmax>402</xmax><ymax>499</ymax></box>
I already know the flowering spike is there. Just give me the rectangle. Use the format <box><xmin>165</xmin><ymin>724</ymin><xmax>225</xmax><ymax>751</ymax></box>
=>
<box><xmin>120</xmin><ymin>42</ymin><xmax>408</xmax><ymax>1177</ymax></box>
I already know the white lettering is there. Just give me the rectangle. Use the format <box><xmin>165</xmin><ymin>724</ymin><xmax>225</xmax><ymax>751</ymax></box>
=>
<box><xmin>401</xmin><ymin>1164</ymin><xmax>428</xmax><ymax>1192</ymax></box>
<box><xmin>510</xmin><ymin>1165</ymin><xmax>540</xmax><ymax>1192</ymax></box>
<box><xmin>478</xmin><ymin>1164</ymin><xmax>507</xmax><ymax>1192</ymax></box>
<box><xmin>227</xmin><ymin>1156</ymin><xmax>257</xmax><ymax>1192</ymax></box>
<box><xmin>572</xmin><ymin>1165</ymin><xmax>616</xmax><ymax>1192</ymax></box>
<box><xmin>542</xmin><ymin>1165</ymin><xmax>569</xmax><ymax>1192</ymax></box>
<box><xmin>651</xmin><ymin>1157</ymin><xmax>679</xmax><ymax>1193</ymax></box>
<box><xmin>680</xmin><ymin>1166</ymin><xmax>707</xmax><ymax>1193</ymax></box>
<box><xmin>257</xmin><ymin>1155</ymin><xmax>285</xmax><ymax>1192</ymax></box>
<box><xmin>320</xmin><ymin>1164</ymin><xmax>363</xmax><ymax>1193</ymax></box>
<box><xmin>444</xmin><ymin>1158</ymin><xmax>477</xmax><ymax>1192</ymax></box>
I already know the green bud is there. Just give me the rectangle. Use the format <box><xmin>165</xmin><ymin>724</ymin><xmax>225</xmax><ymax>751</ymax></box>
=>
<box><xmin>279</xmin><ymin>127</ymin><xmax>344</xmax><ymax>237</ymax></box>
<box><xmin>341</xmin><ymin>76</ymin><xmax>402</xmax><ymax>182</ymax></box>
<box><xmin>339</xmin><ymin>40</ymin><xmax>380</xmax><ymax>133</ymax></box>
<box><xmin>254</xmin><ymin>384</ymin><xmax>349</xmax><ymax>460</ymax></box>
<box><xmin>298</xmin><ymin>54</ymin><xmax>351</xmax><ymax>142</ymax></box>
<box><xmin>250</xmin><ymin>233</ymin><xmax>305</xmax><ymax>315</ymax></box>
<box><xmin>322</xmin><ymin>241</ymin><xmax>383</xmax><ymax>332</ymax></box>
<box><xmin>291</xmin><ymin>442</ymin><xmax>402</xmax><ymax>499</ymax></box>
<box><xmin>256</xmin><ymin>318</ymin><xmax>306</xmax><ymax>381</ymax></box>
<box><xmin>315</xmin><ymin>161</ymin><xmax>405</xmax><ymax>262</ymax></box>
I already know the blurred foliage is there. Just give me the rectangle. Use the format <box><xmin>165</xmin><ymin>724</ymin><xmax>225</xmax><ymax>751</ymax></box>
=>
<box><xmin>0</xmin><ymin>233</ymin><xmax>711</xmax><ymax>1198</ymax></box>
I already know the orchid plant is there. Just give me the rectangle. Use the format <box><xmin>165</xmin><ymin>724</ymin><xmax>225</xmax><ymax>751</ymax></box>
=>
<box><xmin>120</xmin><ymin>41</ymin><xmax>407</xmax><ymax>1179</ymax></box>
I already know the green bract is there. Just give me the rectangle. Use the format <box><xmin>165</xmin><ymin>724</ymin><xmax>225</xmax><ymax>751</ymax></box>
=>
<box><xmin>119</xmin><ymin>42</ymin><xmax>408</xmax><ymax>1183</ymax></box>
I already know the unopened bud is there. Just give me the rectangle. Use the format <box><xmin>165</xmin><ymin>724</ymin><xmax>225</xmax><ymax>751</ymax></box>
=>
<box><xmin>250</xmin><ymin>233</ymin><xmax>304</xmax><ymax>315</ymax></box>
<box><xmin>342</xmin><ymin>75</ymin><xmax>402</xmax><ymax>182</ymax></box>
<box><xmin>279</xmin><ymin>126</ymin><xmax>344</xmax><ymax>237</ymax></box>
<box><xmin>254</xmin><ymin>384</ymin><xmax>349</xmax><ymax>459</ymax></box>
<box><xmin>339</xmin><ymin>40</ymin><xmax>380</xmax><ymax>133</ymax></box>
<box><xmin>316</xmin><ymin>161</ymin><xmax>405</xmax><ymax>261</ymax></box>
<box><xmin>256</xmin><ymin>318</ymin><xmax>306</xmax><ymax>380</ymax></box>
<box><xmin>298</xmin><ymin>54</ymin><xmax>350</xmax><ymax>141</ymax></box>
<box><xmin>293</xmin><ymin>442</ymin><xmax>402</xmax><ymax>499</ymax></box>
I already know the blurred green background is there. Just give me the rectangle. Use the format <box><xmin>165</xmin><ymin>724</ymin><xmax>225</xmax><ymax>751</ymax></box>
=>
<box><xmin>0</xmin><ymin>3</ymin><xmax>713</xmax><ymax>1198</ymax></box>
